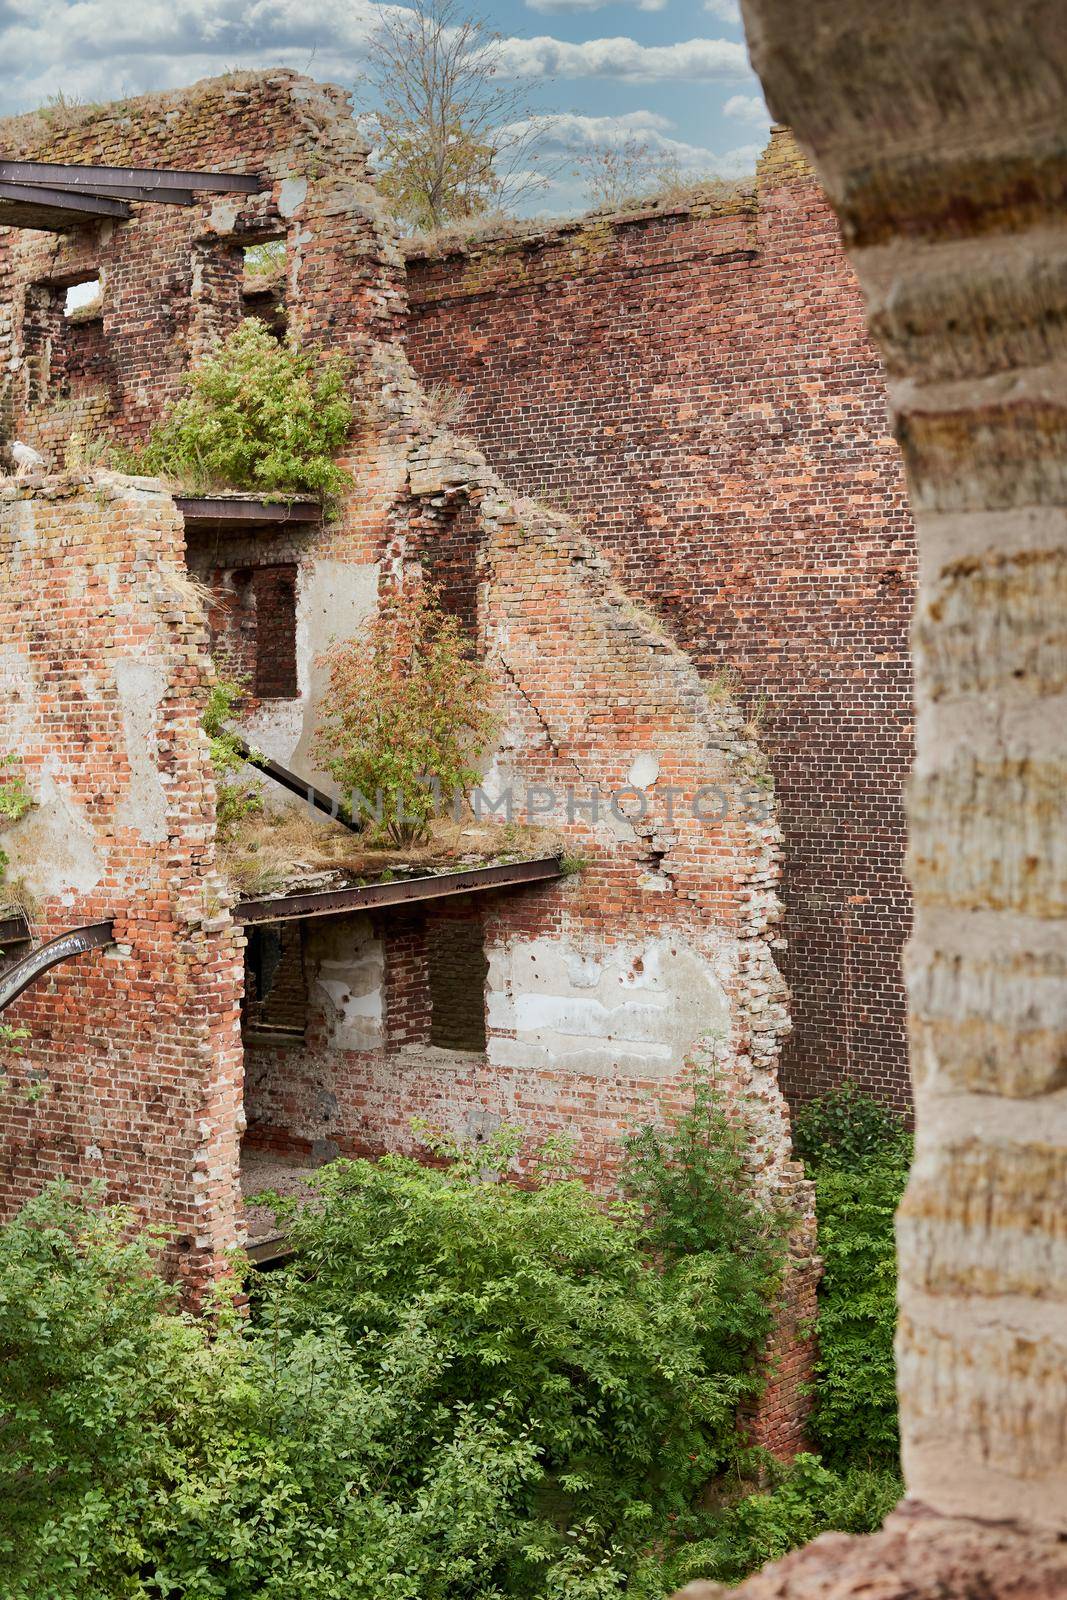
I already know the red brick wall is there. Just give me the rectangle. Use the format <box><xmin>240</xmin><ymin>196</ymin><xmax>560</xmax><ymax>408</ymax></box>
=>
<box><xmin>0</xmin><ymin>478</ymin><xmax>245</xmax><ymax>1296</ymax></box>
<box><xmin>403</xmin><ymin>133</ymin><xmax>916</xmax><ymax>1111</ymax></box>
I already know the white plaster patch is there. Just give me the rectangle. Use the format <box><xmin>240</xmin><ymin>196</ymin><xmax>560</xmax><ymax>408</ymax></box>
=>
<box><xmin>311</xmin><ymin>916</ymin><xmax>385</xmax><ymax>1053</ymax></box>
<box><xmin>113</xmin><ymin>658</ymin><xmax>169</xmax><ymax>842</ymax></box>
<box><xmin>4</xmin><ymin>762</ymin><xmax>102</xmax><ymax>897</ymax></box>
<box><xmin>208</xmin><ymin>196</ymin><xmax>240</xmax><ymax>235</ymax></box>
<box><xmin>627</xmin><ymin>751</ymin><xmax>660</xmax><ymax>789</ymax></box>
<box><xmin>486</xmin><ymin>933</ymin><xmax>730</xmax><ymax>1078</ymax></box>
<box><xmin>278</xmin><ymin>176</ymin><xmax>308</xmax><ymax>218</ymax></box>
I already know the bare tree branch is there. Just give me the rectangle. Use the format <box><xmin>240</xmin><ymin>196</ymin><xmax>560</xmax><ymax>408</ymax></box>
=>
<box><xmin>363</xmin><ymin>0</ymin><xmax>553</xmax><ymax>232</ymax></box>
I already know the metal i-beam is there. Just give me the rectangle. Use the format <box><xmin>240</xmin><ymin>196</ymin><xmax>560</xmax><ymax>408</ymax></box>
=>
<box><xmin>0</xmin><ymin>922</ymin><xmax>114</xmax><ymax>1013</ymax></box>
<box><xmin>0</xmin><ymin>181</ymin><xmax>130</xmax><ymax>219</ymax></box>
<box><xmin>230</xmin><ymin>734</ymin><xmax>361</xmax><ymax>832</ymax></box>
<box><xmin>0</xmin><ymin>160</ymin><xmax>264</xmax><ymax>195</ymax></box>
<box><xmin>235</xmin><ymin>856</ymin><xmax>564</xmax><ymax>926</ymax></box>
<box><xmin>12</xmin><ymin>177</ymin><xmax>197</xmax><ymax>207</ymax></box>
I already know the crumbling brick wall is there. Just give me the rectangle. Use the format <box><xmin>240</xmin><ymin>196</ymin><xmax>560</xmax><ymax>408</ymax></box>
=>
<box><xmin>0</xmin><ymin>70</ymin><xmax>397</xmax><ymax>458</ymax></box>
<box><xmin>0</xmin><ymin>475</ymin><xmax>243</xmax><ymax>1294</ymax></box>
<box><xmin>242</xmin><ymin>356</ymin><xmax>819</xmax><ymax>1454</ymax></box>
<box><xmin>404</xmin><ymin>132</ymin><xmax>916</xmax><ymax>1111</ymax></box>
<box><xmin>0</xmin><ymin>73</ymin><xmax>817</xmax><ymax>1450</ymax></box>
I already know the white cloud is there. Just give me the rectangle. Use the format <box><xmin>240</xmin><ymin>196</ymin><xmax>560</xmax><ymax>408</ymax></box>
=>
<box><xmin>497</xmin><ymin>34</ymin><xmax>750</xmax><ymax>81</ymax></box>
<box><xmin>0</xmin><ymin>0</ymin><xmax>386</xmax><ymax>117</ymax></box>
<box><xmin>526</xmin><ymin>0</ymin><xmax>666</xmax><ymax>14</ymax></box>
<box><xmin>505</xmin><ymin>110</ymin><xmax>761</xmax><ymax>216</ymax></box>
<box><xmin>723</xmin><ymin>92</ymin><xmax>768</xmax><ymax>124</ymax></box>
<box><xmin>703</xmin><ymin>0</ymin><xmax>740</xmax><ymax>22</ymax></box>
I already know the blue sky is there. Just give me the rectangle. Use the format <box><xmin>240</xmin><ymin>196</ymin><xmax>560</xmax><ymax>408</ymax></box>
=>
<box><xmin>0</xmin><ymin>0</ymin><xmax>770</xmax><ymax>215</ymax></box>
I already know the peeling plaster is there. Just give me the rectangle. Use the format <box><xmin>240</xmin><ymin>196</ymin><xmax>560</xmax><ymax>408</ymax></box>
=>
<box><xmin>486</xmin><ymin>934</ymin><xmax>730</xmax><ymax>1077</ymax></box>
<box><xmin>113</xmin><ymin>658</ymin><xmax>169</xmax><ymax>842</ymax></box>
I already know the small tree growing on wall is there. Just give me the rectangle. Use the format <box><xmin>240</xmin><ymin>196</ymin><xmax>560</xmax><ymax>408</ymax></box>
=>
<box><xmin>314</xmin><ymin>582</ymin><xmax>498</xmax><ymax>846</ymax></box>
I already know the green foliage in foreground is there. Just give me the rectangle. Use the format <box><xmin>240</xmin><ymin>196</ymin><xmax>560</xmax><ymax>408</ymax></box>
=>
<box><xmin>665</xmin><ymin>1454</ymin><xmax>901</xmax><ymax>1590</ymax></box>
<box><xmin>127</xmin><ymin>321</ymin><xmax>354</xmax><ymax>505</ymax></box>
<box><xmin>201</xmin><ymin>676</ymin><xmax>263</xmax><ymax>837</ymax></box>
<box><xmin>0</xmin><ymin>1084</ymin><xmax>906</xmax><ymax>1599</ymax></box>
<box><xmin>793</xmin><ymin>1083</ymin><xmax>912</xmax><ymax>1473</ymax></box>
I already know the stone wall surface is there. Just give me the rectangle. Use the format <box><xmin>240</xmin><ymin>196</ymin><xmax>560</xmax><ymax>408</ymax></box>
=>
<box><xmin>666</xmin><ymin>0</ymin><xmax>1067</xmax><ymax>1584</ymax></box>
<box><xmin>404</xmin><ymin>138</ymin><xmax>917</xmax><ymax>1112</ymax></box>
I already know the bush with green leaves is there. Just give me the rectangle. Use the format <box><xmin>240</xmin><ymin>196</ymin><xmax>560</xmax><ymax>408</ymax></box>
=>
<box><xmin>662</xmin><ymin>1453</ymin><xmax>902</xmax><ymax>1590</ymax></box>
<box><xmin>201</xmin><ymin>676</ymin><xmax>262</xmax><ymax>838</ymax></box>
<box><xmin>129</xmin><ymin>320</ymin><xmax>354</xmax><ymax>505</ymax></box>
<box><xmin>313</xmin><ymin>581</ymin><xmax>499</xmax><ymax>846</ymax></box>
<box><xmin>0</xmin><ymin>1083</ymin><xmax>910</xmax><ymax>1599</ymax></box>
<box><xmin>0</xmin><ymin>754</ymin><xmax>32</xmax><ymax>880</ymax></box>
<box><xmin>0</xmin><ymin>1080</ymin><xmax>787</xmax><ymax>1600</ymax></box>
<box><xmin>793</xmin><ymin>1083</ymin><xmax>911</xmax><ymax>1472</ymax></box>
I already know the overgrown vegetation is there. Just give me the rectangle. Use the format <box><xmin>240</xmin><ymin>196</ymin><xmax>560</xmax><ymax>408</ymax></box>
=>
<box><xmin>793</xmin><ymin>1083</ymin><xmax>911</xmax><ymax>1472</ymax></box>
<box><xmin>119</xmin><ymin>322</ymin><xmax>354</xmax><ymax>506</ymax></box>
<box><xmin>0</xmin><ymin>756</ymin><xmax>34</xmax><ymax>1050</ymax></box>
<box><xmin>0</xmin><ymin>1081</ymin><xmax>782</xmax><ymax>1598</ymax></box>
<box><xmin>314</xmin><ymin>581</ymin><xmax>499</xmax><ymax>847</ymax></box>
<box><xmin>201</xmin><ymin>677</ymin><xmax>262</xmax><ymax>838</ymax></box>
<box><xmin>0</xmin><ymin>755</ymin><xmax>33</xmax><ymax>881</ymax></box>
<box><xmin>0</xmin><ymin>1079</ymin><xmax>911</xmax><ymax>1596</ymax></box>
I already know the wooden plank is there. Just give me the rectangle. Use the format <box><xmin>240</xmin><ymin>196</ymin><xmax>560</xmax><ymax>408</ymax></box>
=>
<box><xmin>0</xmin><ymin>912</ymin><xmax>30</xmax><ymax>947</ymax></box>
<box><xmin>0</xmin><ymin>160</ymin><xmax>264</xmax><ymax>195</ymax></box>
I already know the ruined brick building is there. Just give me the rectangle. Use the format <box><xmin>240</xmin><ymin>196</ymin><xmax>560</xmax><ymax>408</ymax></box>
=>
<box><xmin>0</xmin><ymin>70</ymin><xmax>916</xmax><ymax>1453</ymax></box>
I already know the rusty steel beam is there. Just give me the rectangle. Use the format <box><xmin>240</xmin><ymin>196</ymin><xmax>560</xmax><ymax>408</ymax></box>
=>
<box><xmin>0</xmin><ymin>912</ymin><xmax>31</xmax><ymax>947</ymax></box>
<box><xmin>0</xmin><ymin>922</ymin><xmax>114</xmax><ymax>1014</ymax></box>
<box><xmin>0</xmin><ymin>181</ymin><xmax>130</xmax><ymax>219</ymax></box>
<box><xmin>235</xmin><ymin>856</ymin><xmax>564</xmax><ymax>926</ymax></box>
<box><xmin>0</xmin><ymin>159</ymin><xmax>264</xmax><ymax>195</ymax></box>
<box><xmin>176</xmin><ymin>496</ymin><xmax>321</xmax><ymax>527</ymax></box>
<box><xmin>13</xmin><ymin>177</ymin><xmax>197</xmax><ymax>207</ymax></box>
<box><xmin>229</xmin><ymin>734</ymin><xmax>361</xmax><ymax>832</ymax></box>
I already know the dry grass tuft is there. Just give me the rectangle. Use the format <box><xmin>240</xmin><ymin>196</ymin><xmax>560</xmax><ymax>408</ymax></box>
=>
<box><xmin>218</xmin><ymin>802</ymin><xmax>562</xmax><ymax>898</ymax></box>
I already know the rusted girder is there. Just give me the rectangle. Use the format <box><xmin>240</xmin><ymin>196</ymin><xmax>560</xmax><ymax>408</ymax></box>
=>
<box><xmin>235</xmin><ymin>856</ymin><xmax>564</xmax><ymax>925</ymax></box>
<box><xmin>0</xmin><ymin>922</ymin><xmax>115</xmax><ymax>1014</ymax></box>
<box><xmin>11</xmin><ymin>177</ymin><xmax>198</xmax><ymax>207</ymax></box>
<box><xmin>229</xmin><ymin>734</ymin><xmax>361</xmax><ymax>832</ymax></box>
<box><xmin>0</xmin><ymin>181</ymin><xmax>130</xmax><ymax>224</ymax></box>
<box><xmin>0</xmin><ymin>159</ymin><xmax>265</xmax><ymax>195</ymax></box>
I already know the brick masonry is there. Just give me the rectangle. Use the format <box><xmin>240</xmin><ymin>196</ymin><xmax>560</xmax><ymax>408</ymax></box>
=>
<box><xmin>0</xmin><ymin>476</ymin><xmax>244</xmax><ymax>1296</ymax></box>
<box><xmin>404</xmin><ymin>132</ymin><xmax>917</xmax><ymax>1112</ymax></box>
<box><xmin>0</xmin><ymin>73</ymin><xmax>817</xmax><ymax>1452</ymax></box>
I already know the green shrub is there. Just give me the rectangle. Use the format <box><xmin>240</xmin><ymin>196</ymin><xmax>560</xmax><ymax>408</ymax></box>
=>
<box><xmin>662</xmin><ymin>1454</ymin><xmax>901</xmax><ymax>1590</ymax></box>
<box><xmin>265</xmin><ymin>1116</ymin><xmax>774</xmax><ymax>1594</ymax></box>
<box><xmin>313</xmin><ymin>582</ymin><xmax>499</xmax><ymax>846</ymax></box>
<box><xmin>202</xmin><ymin>677</ymin><xmax>262</xmax><ymax>838</ymax></box>
<box><xmin>0</xmin><ymin>754</ymin><xmax>33</xmax><ymax>880</ymax></box>
<box><xmin>0</xmin><ymin>1084</ymin><xmax>908</xmax><ymax>1599</ymax></box>
<box><xmin>0</xmin><ymin>1083</ymin><xmax>785</xmax><ymax>1600</ymax></box>
<box><xmin>792</xmin><ymin>1081</ymin><xmax>911</xmax><ymax>1172</ymax></box>
<box><xmin>793</xmin><ymin>1083</ymin><xmax>911</xmax><ymax>1472</ymax></box>
<box><xmin>620</xmin><ymin>1069</ymin><xmax>786</xmax><ymax>1377</ymax></box>
<box><xmin>130</xmin><ymin>321</ymin><xmax>354</xmax><ymax>506</ymax></box>
<box><xmin>807</xmin><ymin>1158</ymin><xmax>908</xmax><ymax>1470</ymax></box>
